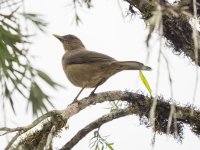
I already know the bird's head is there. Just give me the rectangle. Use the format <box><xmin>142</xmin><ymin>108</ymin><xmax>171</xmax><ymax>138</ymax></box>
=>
<box><xmin>53</xmin><ymin>34</ymin><xmax>85</xmax><ymax>51</ymax></box>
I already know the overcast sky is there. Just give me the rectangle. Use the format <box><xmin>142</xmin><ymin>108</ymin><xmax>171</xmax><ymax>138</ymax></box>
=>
<box><xmin>1</xmin><ymin>0</ymin><xmax>200</xmax><ymax>149</ymax></box>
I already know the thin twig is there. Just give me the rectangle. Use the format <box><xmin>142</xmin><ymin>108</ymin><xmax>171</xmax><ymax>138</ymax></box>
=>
<box><xmin>161</xmin><ymin>52</ymin><xmax>177</xmax><ymax>136</ymax></box>
<box><xmin>150</xmin><ymin>2</ymin><xmax>163</xmax><ymax>148</ymax></box>
<box><xmin>149</xmin><ymin>3</ymin><xmax>163</xmax><ymax>126</ymax></box>
<box><xmin>5</xmin><ymin>131</ymin><xmax>22</xmax><ymax>150</ymax></box>
<box><xmin>45</xmin><ymin>125</ymin><xmax>56</xmax><ymax>150</ymax></box>
<box><xmin>0</xmin><ymin>127</ymin><xmax>24</xmax><ymax>136</ymax></box>
<box><xmin>0</xmin><ymin>111</ymin><xmax>60</xmax><ymax>149</ymax></box>
<box><xmin>191</xmin><ymin>0</ymin><xmax>199</xmax><ymax>115</ymax></box>
<box><xmin>0</xmin><ymin>111</ymin><xmax>57</xmax><ymax>136</ymax></box>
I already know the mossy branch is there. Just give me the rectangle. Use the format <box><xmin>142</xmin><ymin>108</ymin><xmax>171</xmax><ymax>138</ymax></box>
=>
<box><xmin>0</xmin><ymin>91</ymin><xmax>200</xmax><ymax>149</ymax></box>
<box><xmin>125</xmin><ymin>0</ymin><xmax>200</xmax><ymax>66</ymax></box>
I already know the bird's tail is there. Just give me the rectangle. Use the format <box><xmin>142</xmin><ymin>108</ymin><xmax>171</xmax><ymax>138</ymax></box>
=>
<box><xmin>113</xmin><ymin>61</ymin><xmax>151</xmax><ymax>71</ymax></box>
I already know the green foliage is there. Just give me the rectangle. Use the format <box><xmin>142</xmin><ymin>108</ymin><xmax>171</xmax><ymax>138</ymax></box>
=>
<box><xmin>28</xmin><ymin>82</ymin><xmax>54</xmax><ymax>115</ymax></box>
<box><xmin>139</xmin><ymin>70</ymin><xmax>152</xmax><ymax>96</ymax></box>
<box><xmin>37</xmin><ymin>70</ymin><xmax>63</xmax><ymax>89</ymax></box>
<box><xmin>22</xmin><ymin>13</ymin><xmax>48</xmax><ymax>32</ymax></box>
<box><xmin>89</xmin><ymin>129</ymin><xmax>114</xmax><ymax>150</ymax></box>
<box><xmin>108</xmin><ymin>101</ymin><xmax>123</xmax><ymax>112</ymax></box>
<box><xmin>0</xmin><ymin>0</ymin><xmax>60</xmax><ymax>116</ymax></box>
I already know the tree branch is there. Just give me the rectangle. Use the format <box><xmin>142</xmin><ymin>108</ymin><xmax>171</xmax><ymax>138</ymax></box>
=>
<box><xmin>5</xmin><ymin>131</ymin><xmax>22</xmax><ymax>150</ymax></box>
<box><xmin>60</xmin><ymin>107</ymin><xmax>134</xmax><ymax>150</ymax></box>
<box><xmin>1</xmin><ymin>91</ymin><xmax>200</xmax><ymax>149</ymax></box>
<box><xmin>0</xmin><ymin>111</ymin><xmax>57</xmax><ymax>136</ymax></box>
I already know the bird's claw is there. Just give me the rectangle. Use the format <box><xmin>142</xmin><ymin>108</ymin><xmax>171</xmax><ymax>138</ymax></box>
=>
<box><xmin>89</xmin><ymin>91</ymin><xmax>96</xmax><ymax>96</ymax></box>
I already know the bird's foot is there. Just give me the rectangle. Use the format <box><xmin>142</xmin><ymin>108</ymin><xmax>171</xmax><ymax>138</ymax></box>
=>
<box><xmin>89</xmin><ymin>91</ymin><xmax>96</xmax><ymax>97</ymax></box>
<box><xmin>72</xmin><ymin>99</ymin><xmax>77</xmax><ymax>103</ymax></box>
<box><xmin>72</xmin><ymin>97</ymin><xmax>79</xmax><ymax>104</ymax></box>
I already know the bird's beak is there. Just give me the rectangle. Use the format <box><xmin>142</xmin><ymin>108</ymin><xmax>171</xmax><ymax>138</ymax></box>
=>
<box><xmin>53</xmin><ymin>34</ymin><xmax>64</xmax><ymax>41</ymax></box>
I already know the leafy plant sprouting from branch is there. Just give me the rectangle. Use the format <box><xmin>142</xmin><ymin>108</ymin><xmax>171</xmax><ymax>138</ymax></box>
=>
<box><xmin>139</xmin><ymin>70</ymin><xmax>152</xmax><ymax>96</ymax></box>
<box><xmin>89</xmin><ymin>129</ymin><xmax>114</xmax><ymax>150</ymax></box>
<box><xmin>0</xmin><ymin>0</ymin><xmax>61</xmax><ymax>116</ymax></box>
<box><xmin>108</xmin><ymin>101</ymin><xmax>123</xmax><ymax>112</ymax></box>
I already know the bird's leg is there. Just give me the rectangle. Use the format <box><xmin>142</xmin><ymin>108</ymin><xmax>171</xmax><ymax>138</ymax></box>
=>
<box><xmin>89</xmin><ymin>85</ymin><xmax>99</xmax><ymax>96</ymax></box>
<box><xmin>89</xmin><ymin>80</ymin><xmax>103</xmax><ymax>96</ymax></box>
<box><xmin>73</xmin><ymin>87</ymin><xmax>85</xmax><ymax>103</ymax></box>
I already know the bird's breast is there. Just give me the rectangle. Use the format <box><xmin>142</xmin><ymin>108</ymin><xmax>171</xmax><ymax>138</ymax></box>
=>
<box><xmin>63</xmin><ymin>63</ymin><xmax>111</xmax><ymax>88</ymax></box>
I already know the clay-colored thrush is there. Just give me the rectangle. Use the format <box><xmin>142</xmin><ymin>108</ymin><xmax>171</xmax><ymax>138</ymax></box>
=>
<box><xmin>53</xmin><ymin>34</ymin><xmax>151</xmax><ymax>102</ymax></box>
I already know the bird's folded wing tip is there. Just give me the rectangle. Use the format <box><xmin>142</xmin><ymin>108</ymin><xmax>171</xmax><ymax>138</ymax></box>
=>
<box><xmin>142</xmin><ymin>66</ymin><xmax>152</xmax><ymax>71</ymax></box>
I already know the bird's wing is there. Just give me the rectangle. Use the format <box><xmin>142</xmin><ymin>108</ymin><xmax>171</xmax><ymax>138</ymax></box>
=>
<box><xmin>64</xmin><ymin>50</ymin><xmax>116</xmax><ymax>64</ymax></box>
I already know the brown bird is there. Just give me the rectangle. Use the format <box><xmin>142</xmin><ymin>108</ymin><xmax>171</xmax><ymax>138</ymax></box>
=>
<box><xmin>53</xmin><ymin>34</ymin><xmax>151</xmax><ymax>102</ymax></box>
